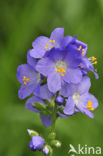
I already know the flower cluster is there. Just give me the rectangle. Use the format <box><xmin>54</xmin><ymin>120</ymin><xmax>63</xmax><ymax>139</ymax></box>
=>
<box><xmin>17</xmin><ymin>28</ymin><xmax>99</xmax><ymax>155</ymax></box>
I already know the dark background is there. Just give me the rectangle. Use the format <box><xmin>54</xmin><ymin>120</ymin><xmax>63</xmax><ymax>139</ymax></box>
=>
<box><xmin>0</xmin><ymin>0</ymin><xmax>103</xmax><ymax>155</ymax></box>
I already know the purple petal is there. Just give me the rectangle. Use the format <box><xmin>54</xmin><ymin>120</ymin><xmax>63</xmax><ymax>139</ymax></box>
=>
<box><xmin>47</xmin><ymin>72</ymin><xmax>61</xmax><ymax>93</ymax></box>
<box><xmin>64</xmin><ymin>45</ymin><xmax>82</xmax><ymax>68</ymax></box>
<box><xmin>63</xmin><ymin>68</ymin><xmax>82</xmax><ymax>84</ymax></box>
<box><xmin>60</xmin><ymin>81</ymin><xmax>77</xmax><ymax>97</ymax></box>
<box><xmin>30</xmin><ymin>36</ymin><xmax>50</xmax><ymax>58</ymax></box>
<box><xmin>25</xmin><ymin>96</ymin><xmax>44</xmax><ymax>113</ymax></box>
<box><xmin>17</xmin><ymin>64</ymin><xmax>37</xmax><ymax>83</ymax></box>
<box><xmin>61</xmin><ymin>35</ymin><xmax>73</xmax><ymax>47</ymax></box>
<box><xmin>63</xmin><ymin>97</ymin><xmax>75</xmax><ymax>115</ymax></box>
<box><xmin>17</xmin><ymin>64</ymin><xmax>40</xmax><ymax>99</ymax></box>
<box><xmin>77</xmin><ymin>105</ymin><xmax>94</xmax><ymax>118</ymax></box>
<box><xmin>34</xmin><ymin>84</ymin><xmax>53</xmax><ymax>100</ymax></box>
<box><xmin>18</xmin><ymin>83</ymin><xmax>38</xmax><ymax>99</ymax></box>
<box><xmin>83</xmin><ymin>108</ymin><xmax>94</xmax><ymax>118</ymax></box>
<box><xmin>74</xmin><ymin>39</ymin><xmax>88</xmax><ymax>55</ymax></box>
<box><xmin>50</xmin><ymin>28</ymin><xmax>64</xmax><ymax>44</ymax></box>
<box><xmin>77</xmin><ymin>76</ymin><xmax>91</xmax><ymax>95</ymax></box>
<box><xmin>32</xmin><ymin>136</ymin><xmax>44</xmax><ymax>150</ymax></box>
<box><xmin>36</xmin><ymin>57</ymin><xmax>54</xmax><ymax>76</ymax></box>
<box><xmin>84</xmin><ymin>93</ymin><xmax>98</xmax><ymax>109</ymax></box>
<box><xmin>40</xmin><ymin>115</ymin><xmax>52</xmax><ymax>127</ymax></box>
<box><xmin>27</xmin><ymin>50</ymin><xmax>37</xmax><ymax>69</ymax></box>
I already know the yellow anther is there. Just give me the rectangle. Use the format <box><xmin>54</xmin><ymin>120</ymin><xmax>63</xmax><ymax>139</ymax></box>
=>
<box><xmin>23</xmin><ymin>76</ymin><xmax>26</xmax><ymax>81</ymax></box>
<box><xmin>52</xmin><ymin>40</ymin><xmax>55</xmax><ymax>43</ymax></box>
<box><xmin>78</xmin><ymin>46</ymin><xmax>82</xmax><ymax>50</ymax></box>
<box><xmin>92</xmin><ymin>56</ymin><xmax>96</xmax><ymax>61</ymax></box>
<box><xmin>51</xmin><ymin>45</ymin><xmax>53</xmax><ymax>48</ymax></box>
<box><xmin>62</xmin><ymin>68</ymin><xmax>66</xmax><ymax>73</ymax></box>
<box><xmin>88</xmin><ymin>100</ymin><xmax>92</xmax><ymax>107</ymax></box>
<box><xmin>61</xmin><ymin>73</ymin><xmax>64</xmax><ymax>77</ymax></box>
<box><xmin>57</xmin><ymin>69</ymin><xmax>61</xmax><ymax>73</ymax></box>
<box><xmin>86</xmin><ymin>101</ymin><xmax>94</xmax><ymax>111</ymax></box>
<box><xmin>58</xmin><ymin>66</ymin><xmax>62</xmax><ymax>70</ymax></box>
<box><xmin>49</xmin><ymin>40</ymin><xmax>52</xmax><ymax>43</ymax></box>
<box><xmin>46</xmin><ymin>43</ymin><xmax>49</xmax><ymax>46</ymax></box>
<box><xmin>26</xmin><ymin>78</ymin><xmax>30</xmax><ymax>82</ymax></box>
<box><xmin>44</xmin><ymin>46</ymin><xmax>48</xmax><ymax>50</ymax></box>
<box><xmin>81</xmin><ymin>52</ymin><xmax>84</xmax><ymax>56</ymax></box>
<box><xmin>82</xmin><ymin>49</ymin><xmax>84</xmax><ymax>52</ymax></box>
<box><xmin>24</xmin><ymin>81</ymin><xmax>27</xmax><ymax>85</ymax></box>
<box><xmin>94</xmin><ymin>61</ymin><xmax>97</xmax><ymax>64</ymax></box>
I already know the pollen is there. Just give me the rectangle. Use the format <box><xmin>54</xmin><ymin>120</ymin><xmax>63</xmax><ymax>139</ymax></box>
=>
<box><xmin>81</xmin><ymin>52</ymin><xmax>84</xmax><ymax>56</ymax></box>
<box><xmin>86</xmin><ymin>100</ymin><xmax>94</xmax><ymax>111</ymax></box>
<box><xmin>61</xmin><ymin>73</ymin><xmax>64</xmax><ymax>77</ymax></box>
<box><xmin>23</xmin><ymin>76</ymin><xmax>26</xmax><ymax>81</ymax></box>
<box><xmin>57</xmin><ymin>66</ymin><xmax>66</xmax><ymax>76</ymax></box>
<box><xmin>62</xmin><ymin>68</ymin><xmax>66</xmax><ymax>73</ymax></box>
<box><xmin>91</xmin><ymin>56</ymin><xmax>96</xmax><ymax>61</ymax></box>
<box><xmin>57</xmin><ymin>69</ymin><xmax>61</xmax><ymax>73</ymax></box>
<box><xmin>23</xmin><ymin>76</ymin><xmax>30</xmax><ymax>85</ymax></box>
<box><xmin>51</xmin><ymin>45</ymin><xmax>53</xmax><ymax>48</ymax></box>
<box><xmin>94</xmin><ymin>61</ymin><xmax>97</xmax><ymax>64</ymax></box>
<box><xmin>44</xmin><ymin>46</ymin><xmax>48</xmax><ymax>50</ymax></box>
<box><xmin>58</xmin><ymin>66</ymin><xmax>62</xmax><ymax>70</ymax></box>
<box><xmin>78</xmin><ymin>46</ymin><xmax>82</xmax><ymax>50</ymax></box>
<box><xmin>46</xmin><ymin>43</ymin><xmax>49</xmax><ymax>46</ymax></box>
<box><xmin>52</xmin><ymin>40</ymin><xmax>55</xmax><ymax>43</ymax></box>
<box><xmin>49</xmin><ymin>40</ymin><xmax>52</xmax><ymax>43</ymax></box>
<box><xmin>24</xmin><ymin>81</ymin><xmax>27</xmax><ymax>85</ymax></box>
<box><xmin>26</xmin><ymin>78</ymin><xmax>30</xmax><ymax>82</ymax></box>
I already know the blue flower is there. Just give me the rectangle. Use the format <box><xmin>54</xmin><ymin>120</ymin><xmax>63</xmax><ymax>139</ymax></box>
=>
<box><xmin>62</xmin><ymin>35</ymin><xmax>88</xmax><ymax>56</ymax></box>
<box><xmin>29</xmin><ymin>28</ymin><xmax>66</xmax><ymax>58</ymax></box>
<box><xmin>63</xmin><ymin>76</ymin><xmax>98</xmax><ymax>118</ymax></box>
<box><xmin>36</xmin><ymin>46</ymin><xmax>83</xmax><ymax>93</ymax></box>
<box><xmin>17</xmin><ymin>51</ymin><xmax>41</xmax><ymax>99</ymax></box>
<box><xmin>29</xmin><ymin>136</ymin><xmax>44</xmax><ymax>151</ymax></box>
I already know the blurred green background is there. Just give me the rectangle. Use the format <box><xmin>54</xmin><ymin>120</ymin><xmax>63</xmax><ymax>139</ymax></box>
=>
<box><xmin>0</xmin><ymin>0</ymin><xmax>103</xmax><ymax>156</ymax></box>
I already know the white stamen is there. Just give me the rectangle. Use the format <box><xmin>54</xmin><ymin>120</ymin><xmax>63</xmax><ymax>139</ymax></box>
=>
<box><xmin>73</xmin><ymin>93</ymin><xmax>80</xmax><ymax>105</ymax></box>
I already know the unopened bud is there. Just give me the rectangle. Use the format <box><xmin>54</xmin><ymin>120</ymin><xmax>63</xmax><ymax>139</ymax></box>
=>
<box><xmin>27</xmin><ymin>129</ymin><xmax>39</xmax><ymax>137</ymax></box>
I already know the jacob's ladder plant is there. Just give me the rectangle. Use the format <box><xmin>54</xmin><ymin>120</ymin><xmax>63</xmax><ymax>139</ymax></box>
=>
<box><xmin>17</xmin><ymin>28</ymin><xmax>99</xmax><ymax>156</ymax></box>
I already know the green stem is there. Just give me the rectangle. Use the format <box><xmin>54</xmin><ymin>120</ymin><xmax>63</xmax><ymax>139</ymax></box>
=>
<box><xmin>51</xmin><ymin>99</ymin><xmax>57</xmax><ymax>133</ymax></box>
<box><xmin>50</xmin><ymin>97</ymin><xmax>57</xmax><ymax>156</ymax></box>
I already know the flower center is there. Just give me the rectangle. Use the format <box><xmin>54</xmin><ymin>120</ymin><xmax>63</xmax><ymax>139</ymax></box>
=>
<box><xmin>73</xmin><ymin>93</ymin><xmax>80</xmax><ymax>105</ymax></box>
<box><xmin>86</xmin><ymin>100</ymin><xmax>94</xmax><ymax>111</ymax></box>
<box><xmin>77</xmin><ymin>45</ymin><xmax>85</xmax><ymax>56</ymax></box>
<box><xmin>44</xmin><ymin>40</ymin><xmax>55</xmax><ymax>50</ymax></box>
<box><xmin>55</xmin><ymin>61</ymin><xmax>67</xmax><ymax>77</ymax></box>
<box><xmin>23</xmin><ymin>76</ymin><xmax>30</xmax><ymax>85</ymax></box>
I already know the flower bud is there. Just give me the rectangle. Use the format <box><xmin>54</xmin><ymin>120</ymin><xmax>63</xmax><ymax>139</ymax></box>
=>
<box><xmin>29</xmin><ymin>136</ymin><xmax>44</xmax><ymax>151</ymax></box>
<box><xmin>27</xmin><ymin>129</ymin><xmax>39</xmax><ymax>137</ymax></box>
<box><xmin>43</xmin><ymin>145</ymin><xmax>52</xmax><ymax>155</ymax></box>
<box><xmin>51</xmin><ymin>140</ymin><xmax>61</xmax><ymax>148</ymax></box>
<box><xmin>56</xmin><ymin>96</ymin><xmax>64</xmax><ymax>104</ymax></box>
